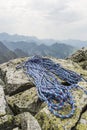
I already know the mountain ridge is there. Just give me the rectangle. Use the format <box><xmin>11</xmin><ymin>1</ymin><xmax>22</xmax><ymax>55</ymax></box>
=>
<box><xmin>0</xmin><ymin>41</ymin><xmax>17</xmax><ymax>64</ymax></box>
<box><xmin>0</xmin><ymin>32</ymin><xmax>87</xmax><ymax>48</ymax></box>
<box><xmin>0</xmin><ymin>40</ymin><xmax>75</xmax><ymax>64</ymax></box>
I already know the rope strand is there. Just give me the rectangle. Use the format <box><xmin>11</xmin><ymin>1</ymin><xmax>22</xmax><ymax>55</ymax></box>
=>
<box><xmin>16</xmin><ymin>56</ymin><xmax>87</xmax><ymax>118</ymax></box>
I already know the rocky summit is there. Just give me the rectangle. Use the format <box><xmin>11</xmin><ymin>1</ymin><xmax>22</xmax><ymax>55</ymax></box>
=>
<box><xmin>67</xmin><ymin>47</ymin><xmax>87</xmax><ymax>70</ymax></box>
<box><xmin>0</xmin><ymin>51</ymin><xmax>87</xmax><ymax>130</ymax></box>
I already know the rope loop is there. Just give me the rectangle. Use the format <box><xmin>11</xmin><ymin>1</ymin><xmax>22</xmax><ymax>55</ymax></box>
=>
<box><xmin>16</xmin><ymin>56</ymin><xmax>87</xmax><ymax>118</ymax></box>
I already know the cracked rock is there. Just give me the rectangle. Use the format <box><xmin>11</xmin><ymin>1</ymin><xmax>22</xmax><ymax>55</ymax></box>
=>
<box><xmin>76</xmin><ymin>111</ymin><xmax>87</xmax><ymax>130</ymax></box>
<box><xmin>0</xmin><ymin>58</ymin><xmax>34</xmax><ymax>95</ymax></box>
<box><xmin>7</xmin><ymin>87</ymin><xmax>42</xmax><ymax>115</ymax></box>
<box><xmin>14</xmin><ymin>112</ymin><xmax>41</xmax><ymax>130</ymax></box>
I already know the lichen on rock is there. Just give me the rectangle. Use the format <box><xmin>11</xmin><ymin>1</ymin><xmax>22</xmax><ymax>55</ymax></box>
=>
<box><xmin>7</xmin><ymin>87</ymin><xmax>42</xmax><ymax>115</ymax></box>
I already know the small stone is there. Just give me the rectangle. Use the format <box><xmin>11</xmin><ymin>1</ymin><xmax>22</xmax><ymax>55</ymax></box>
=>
<box><xmin>15</xmin><ymin>112</ymin><xmax>41</xmax><ymax>130</ymax></box>
<box><xmin>0</xmin><ymin>114</ymin><xmax>14</xmax><ymax>130</ymax></box>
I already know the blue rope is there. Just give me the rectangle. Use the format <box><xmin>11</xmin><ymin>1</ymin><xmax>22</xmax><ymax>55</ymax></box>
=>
<box><xmin>16</xmin><ymin>56</ymin><xmax>87</xmax><ymax>118</ymax></box>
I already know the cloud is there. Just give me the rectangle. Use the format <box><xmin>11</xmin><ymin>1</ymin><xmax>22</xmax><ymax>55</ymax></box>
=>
<box><xmin>0</xmin><ymin>0</ymin><xmax>87</xmax><ymax>40</ymax></box>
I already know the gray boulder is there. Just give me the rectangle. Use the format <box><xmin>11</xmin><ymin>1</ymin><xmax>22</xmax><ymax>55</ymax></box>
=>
<box><xmin>0</xmin><ymin>58</ymin><xmax>34</xmax><ymax>95</ymax></box>
<box><xmin>15</xmin><ymin>112</ymin><xmax>41</xmax><ymax>130</ymax></box>
<box><xmin>67</xmin><ymin>48</ymin><xmax>87</xmax><ymax>70</ymax></box>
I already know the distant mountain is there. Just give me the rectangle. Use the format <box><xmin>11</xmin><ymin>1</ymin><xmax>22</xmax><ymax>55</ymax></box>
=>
<box><xmin>0</xmin><ymin>41</ymin><xmax>17</xmax><ymax>64</ymax></box>
<box><xmin>41</xmin><ymin>39</ymin><xmax>59</xmax><ymax>46</ymax></box>
<box><xmin>49</xmin><ymin>43</ymin><xmax>74</xmax><ymax>58</ymax></box>
<box><xmin>0</xmin><ymin>32</ymin><xmax>57</xmax><ymax>46</ymax></box>
<box><xmin>1</xmin><ymin>37</ymin><xmax>74</xmax><ymax>58</ymax></box>
<box><xmin>0</xmin><ymin>33</ymin><xmax>87</xmax><ymax>49</ymax></box>
<box><xmin>3</xmin><ymin>41</ymin><xmax>37</xmax><ymax>53</ymax></box>
<box><xmin>5</xmin><ymin>41</ymin><xmax>74</xmax><ymax>59</ymax></box>
<box><xmin>0</xmin><ymin>33</ymin><xmax>76</xmax><ymax>61</ymax></box>
<box><xmin>0</xmin><ymin>32</ymin><xmax>40</xmax><ymax>44</ymax></box>
<box><xmin>31</xmin><ymin>43</ymin><xmax>74</xmax><ymax>58</ymax></box>
<box><xmin>14</xmin><ymin>49</ymin><xmax>29</xmax><ymax>58</ymax></box>
<box><xmin>61</xmin><ymin>39</ymin><xmax>87</xmax><ymax>48</ymax></box>
<box><xmin>31</xmin><ymin>44</ymin><xmax>50</xmax><ymax>56</ymax></box>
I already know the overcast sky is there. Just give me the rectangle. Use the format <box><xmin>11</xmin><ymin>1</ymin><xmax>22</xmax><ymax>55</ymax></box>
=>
<box><xmin>0</xmin><ymin>0</ymin><xmax>87</xmax><ymax>40</ymax></box>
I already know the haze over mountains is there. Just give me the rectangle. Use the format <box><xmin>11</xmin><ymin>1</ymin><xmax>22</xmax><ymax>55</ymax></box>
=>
<box><xmin>0</xmin><ymin>32</ymin><xmax>87</xmax><ymax>64</ymax></box>
<box><xmin>0</xmin><ymin>32</ymin><xmax>87</xmax><ymax>48</ymax></box>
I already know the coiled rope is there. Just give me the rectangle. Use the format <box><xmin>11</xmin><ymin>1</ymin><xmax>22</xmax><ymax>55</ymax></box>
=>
<box><xmin>16</xmin><ymin>56</ymin><xmax>87</xmax><ymax>118</ymax></box>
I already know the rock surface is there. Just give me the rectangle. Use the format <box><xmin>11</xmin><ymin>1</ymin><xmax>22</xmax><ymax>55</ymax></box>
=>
<box><xmin>0</xmin><ymin>79</ymin><xmax>5</xmax><ymax>86</ymax></box>
<box><xmin>0</xmin><ymin>85</ymin><xmax>7</xmax><ymax>117</ymax></box>
<box><xmin>0</xmin><ymin>85</ymin><xmax>14</xmax><ymax>130</ymax></box>
<box><xmin>68</xmin><ymin>47</ymin><xmax>87</xmax><ymax>70</ymax></box>
<box><xmin>0</xmin><ymin>55</ymin><xmax>87</xmax><ymax>130</ymax></box>
<box><xmin>0</xmin><ymin>58</ymin><xmax>34</xmax><ymax>95</ymax></box>
<box><xmin>15</xmin><ymin>112</ymin><xmax>41</xmax><ymax>130</ymax></box>
<box><xmin>0</xmin><ymin>114</ymin><xmax>14</xmax><ymax>130</ymax></box>
<box><xmin>7</xmin><ymin>87</ymin><xmax>42</xmax><ymax>115</ymax></box>
<box><xmin>76</xmin><ymin>111</ymin><xmax>87</xmax><ymax>130</ymax></box>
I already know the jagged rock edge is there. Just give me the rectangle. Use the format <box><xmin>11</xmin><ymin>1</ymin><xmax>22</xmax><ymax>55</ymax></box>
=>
<box><xmin>71</xmin><ymin>104</ymin><xmax>87</xmax><ymax>130</ymax></box>
<box><xmin>0</xmin><ymin>68</ymin><xmax>34</xmax><ymax>96</ymax></box>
